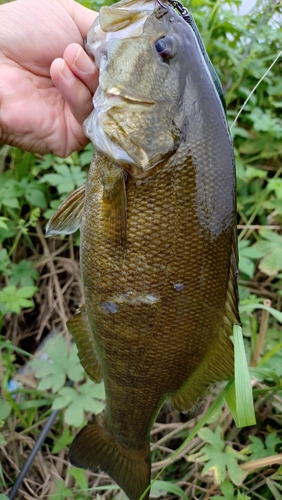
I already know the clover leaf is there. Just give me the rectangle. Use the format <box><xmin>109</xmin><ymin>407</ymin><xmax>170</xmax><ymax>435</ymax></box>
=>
<box><xmin>189</xmin><ymin>427</ymin><xmax>247</xmax><ymax>485</ymax></box>
<box><xmin>0</xmin><ymin>285</ymin><xmax>37</xmax><ymax>314</ymax></box>
<box><xmin>245</xmin><ymin>434</ymin><xmax>282</xmax><ymax>461</ymax></box>
<box><xmin>52</xmin><ymin>380</ymin><xmax>105</xmax><ymax>427</ymax></box>
<box><xmin>41</xmin><ymin>164</ymin><xmax>86</xmax><ymax>195</ymax></box>
<box><xmin>9</xmin><ymin>260</ymin><xmax>39</xmax><ymax>287</ymax></box>
<box><xmin>251</xmin><ymin>229</ymin><xmax>282</xmax><ymax>276</ymax></box>
<box><xmin>30</xmin><ymin>337</ymin><xmax>85</xmax><ymax>392</ymax></box>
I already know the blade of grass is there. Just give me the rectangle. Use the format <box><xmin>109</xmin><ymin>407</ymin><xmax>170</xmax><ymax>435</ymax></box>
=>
<box><xmin>232</xmin><ymin>325</ymin><xmax>256</xmax><ymax>428</ymax></box>
<box><xmin>240</xmin><ymin>303</ymin><xmax>282</xmax><ymax>323</ymax></box>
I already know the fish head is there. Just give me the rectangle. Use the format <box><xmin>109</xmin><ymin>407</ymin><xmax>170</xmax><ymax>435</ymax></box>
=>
<box><xmin>84</xmin><ymin>0</ymin><xmax>197</xmax><ymax>178</ymax></box>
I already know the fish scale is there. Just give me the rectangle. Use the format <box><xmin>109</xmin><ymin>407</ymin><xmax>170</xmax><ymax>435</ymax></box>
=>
<box><xmin>81</xmin><ymin>152</ymin><xmax>230</xmax><ymax>423</ymax></box>
<box><xmin>46</xmin><ymin>0</ymin><xmax>240</xmax><ymax>498</ymax></box>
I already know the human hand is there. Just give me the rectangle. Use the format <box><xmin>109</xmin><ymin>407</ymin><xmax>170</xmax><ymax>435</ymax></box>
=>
<box><xmin>0</xmin><ymin>0</ymin><xmax>98</xmax><ymax>156</ymax></box>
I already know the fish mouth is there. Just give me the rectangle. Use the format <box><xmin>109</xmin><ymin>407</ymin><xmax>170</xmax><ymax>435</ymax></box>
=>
<box><xmin>106</xmin><ymin>88</ymin><xmax>155</xmax><ymax>106</ymax></box>
<box><xmin>100</xmin><ymin>111</ymin><xmax>155</xmax><ymax>175</ymax></box>
<box><xmin>84</xmin><ymin>88</ymin><xmax>159</xmax><ymax>175</ymax></box>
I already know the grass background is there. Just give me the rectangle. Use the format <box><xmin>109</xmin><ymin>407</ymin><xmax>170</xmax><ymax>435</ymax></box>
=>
<box><xmin>0</xmin><ymin>0</ymin><xmax>282</xmax><ymax>498</ymax></box>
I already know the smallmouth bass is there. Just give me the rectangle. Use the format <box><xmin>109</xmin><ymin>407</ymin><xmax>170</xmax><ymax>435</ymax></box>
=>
<box><xmin>47</xmin><ymin>0</ymin><xmax>240</xmax><ymax>498</ymax></box>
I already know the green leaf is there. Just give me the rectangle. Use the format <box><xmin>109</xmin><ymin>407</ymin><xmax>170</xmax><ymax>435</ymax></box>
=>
<box><xmin>220</xmin><ymin>479</ymin><xmax>234</xmax><ymax>500</ymax></box>
<box><xmin>238</xmin><ymin>240</ymin><xmax>262</xmax><ymax>278</ymax></box>
<box><xmin>240</xmin><ymin>303</ymin><xmax>282</xmax><ymax>323</ymax></box>
<box><xmin>52</xmin><ymin>379</ymin><xmax>105</xmax><ymax>427</ymax></box>
<box><xmin>9</xmin><ymin>260</ymin><xmax>39</xmax><ymax>287</ymax></box>
<box><xmin>0</xmin><ymin>179</ymin><xmax>24</xmax><ymax>209</ymax></box>
<box><xmin>245</xmin><ymin>434</ymin><xmax>282</xmax><ymax>461</ymax></box>
<box><xmin>41</xmin><ymin>164</ymin><xmax>86</xmax><ymax>195</ymax></box>
<box><xmin>230</xmin><ymin>325</ymin><xmax>256</xmax><ymax>428</ymax></box>
<box><xmin>0</xmin><ymin>399</ymin><xmax>11</xmax><ymax>420</ymax></box>
<box><xmin>30</xmin><ymin>337</ymin><xmax>84</xmax><ymax>393</ymax></box>
<box><xmin>189</xmin><ymin>427</ymin><xmax>246</xmax><ymax>485</ymax></box>
<box><xmin>50</xmin><ymin>479</ymin><xmax>73</xmax><ymax>500</ymax></box>
<box><xmin>150</xmin><ymin>480</ymin><xmax>188</xmax><ymax>499</ymax></box>
<box><xmin>68</xmin><ymin>467</ymin><xmax>88</xmax><ymax>491</ymax></box>
<box><xmin>52</xmin><ymin>427</ymin><xmax>73</xmax><ymax>454</ymax></box>
<box><xmin>66</xmin><ymin>344</ymin><xmax>89</xmax><ymax>382</ymax></box>
<box><xmin>267</xmin><ymin>178</ymin><xmax>282</xmax><ymax>199</ymax></box>
<box><xmin>25</xmin><ymin>188</ymin><xmax>47</xmax><ymax>209</ymax></box>
<box><xmin>79</xmin><ymin>144</ymin><xmax>94</xmax><ymax>166</ymax></box>
<box><xmin>252</xmin><ymin>230</ymin><xmax>282</xmax><ymax>276</ymax></box>
<box><xmin>0</xmin><ymin>249</ymin><xmax>10</xmax><ymax>274</ymax></box>
<box><xmin>0</xmin><ymin>217</ymin><xmax>9</xmax><ymax>231</ymax></box>
<box><xmin>0</xmin><ymin>285</ymin><xmax>37</xmax><ymax>314</ymax></box>
<box><xmin>266</xmin><ymin>479</ymin><xmax>282</xmax><ymax>500</ymax></box>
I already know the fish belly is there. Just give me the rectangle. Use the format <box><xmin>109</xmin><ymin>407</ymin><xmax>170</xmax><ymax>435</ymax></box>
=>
<box><xmin>81</xmin><ymin>151</ymin><xmax>234</xmax><ymax>448</ymax></box>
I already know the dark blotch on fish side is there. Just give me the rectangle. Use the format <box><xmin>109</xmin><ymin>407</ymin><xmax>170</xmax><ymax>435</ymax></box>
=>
<box><xmin>101</xmin><ymin>301</ymin><xmax>119</xmax><ymax>314</ymax></box>
<box><xmin>173</xmin><ymin>283</ymin><xmax>185</xmax><ymax>291</ymax></box>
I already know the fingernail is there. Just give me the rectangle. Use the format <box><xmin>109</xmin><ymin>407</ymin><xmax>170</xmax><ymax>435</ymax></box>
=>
<box><xmin>73</xmin><ymin>46</ymin><xmax>95</xmax><ymax>74</ymax></box>
<box><xmin>61</xmin><ymin>60</ymin><xmax>76</xmax><ymax>82</ymax></box>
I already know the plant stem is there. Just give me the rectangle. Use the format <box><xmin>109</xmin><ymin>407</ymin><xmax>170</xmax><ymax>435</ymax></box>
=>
<box><xmin>250</xmin><ymin>299</ymin><xmax>271</xmax><ymax>366</ymax></box>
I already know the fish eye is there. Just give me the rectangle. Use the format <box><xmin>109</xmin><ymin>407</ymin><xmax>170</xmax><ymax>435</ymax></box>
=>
<box><xmin>154</xmin><ymin>36</ymin><xmax>176</xmax><ymax>60</ymax></box>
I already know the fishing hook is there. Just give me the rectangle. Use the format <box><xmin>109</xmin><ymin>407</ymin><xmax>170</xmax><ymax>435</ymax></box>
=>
<box><xmin>168</xmin><ymin>0</ymin><xmax>190</xmax><ymax>22</ymax></box>
<box><xmin>155</xmin><ymin>0</ymin><xmax>169</xmax><ymax>12</ymax></box>
<box><xmin>155</xmin><ymin>0</ymin><xmax>190</xmax><ymax>22</ymax></box>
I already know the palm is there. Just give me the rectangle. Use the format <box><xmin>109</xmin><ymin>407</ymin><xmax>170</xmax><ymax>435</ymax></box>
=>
<box><xmin>0</xmin><ymin>0</ymin><xmax>97</xmax><ymax>156</ymax></box>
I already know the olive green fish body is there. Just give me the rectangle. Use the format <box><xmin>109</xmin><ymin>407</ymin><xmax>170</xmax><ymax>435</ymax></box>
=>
<box><xmin>47</xmin><ymin>1</ymin><xmax>240</xmax><ymax>498</ymax></box>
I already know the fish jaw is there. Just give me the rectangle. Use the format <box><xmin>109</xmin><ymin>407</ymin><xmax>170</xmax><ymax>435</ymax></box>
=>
<box><xmin>84</xmin><ymin>87</ymin><xmax>178</xmax><ymax>177</ymax></box>
<box><xmin>84</xmin><ymin>1</ymin><xmax>186</xmax><ymax>176</ymax></box>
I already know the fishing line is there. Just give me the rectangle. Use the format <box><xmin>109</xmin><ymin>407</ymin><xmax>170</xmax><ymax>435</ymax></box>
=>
<box><xmin>8</xmin><ymin>408</ymin><xmax>60</xmax><ymax>500</ymax></box>
<box><xmin>230</xmin><ymin>48</ymin><xmax>282</xmax><ymax>130</ymax></box>
<box><xmin>8</xmin><ymin>379</ymin><xmax>73</xmax><ymax>499</ymax></box>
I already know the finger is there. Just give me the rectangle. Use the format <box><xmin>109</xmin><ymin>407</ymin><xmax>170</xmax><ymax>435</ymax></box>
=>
<box><xmin>63</xmin><ymin>43</ymin><xmax>98</xmax><ymax>95</ymax></box>
<box><xmin>70</xmin><ymin>2</ymin><xmax>98</xmax><ymax>39</ymax></box>
<box><xmin>50</xmin><ymin>57</ymin><xmax>95</xmax><ymax>125</ymax></box>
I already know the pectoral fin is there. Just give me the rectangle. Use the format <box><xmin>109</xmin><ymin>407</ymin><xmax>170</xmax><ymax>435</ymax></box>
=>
<box><xmin>46</xmin><ymin>184</ymin><xmax>85</xmax><ymax>237</ymax></box>
<box><xmin>67</xmin><ymin>305</ymin><xmax>102</xmax><ymax>383</ymax></box>
<box><xmin>101</xmin><ymin>163</ymin><xmax>127</xmax><ymax>250</ymax></box>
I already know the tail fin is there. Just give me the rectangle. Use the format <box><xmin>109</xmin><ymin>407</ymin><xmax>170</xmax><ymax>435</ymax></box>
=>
<box><xmin>69</xmin><ymin>413</ymin><xmax>151</xmax><ymax>500</ymax></box>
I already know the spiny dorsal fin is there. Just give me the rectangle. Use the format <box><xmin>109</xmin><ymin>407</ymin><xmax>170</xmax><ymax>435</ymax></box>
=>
<box><xmin>67</xmin><ymin>305</ymin><xmax>102</xmax><ymax>383</ymax></box>
<box><xmin>46</xmin><ymin>184</ymin><xmax>85</xmax><ymax>237</ymax></box>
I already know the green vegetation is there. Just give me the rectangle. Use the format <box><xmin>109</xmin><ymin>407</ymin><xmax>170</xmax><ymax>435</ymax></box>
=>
<box><xmin>1</xmin><ymin>0</ymin><xmax>282</xmax><ymax>498</ymax></box>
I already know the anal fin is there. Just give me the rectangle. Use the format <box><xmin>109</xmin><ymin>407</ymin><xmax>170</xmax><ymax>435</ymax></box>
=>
<box><xmin>67</xmin><ymin>305</ymin><xmax>102</xmax><ymax>383</ymax></box>
<box><xmin>170</xmin><ymin>333</ymin><xmax>234</xmax><ymax>411</ymax></box>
